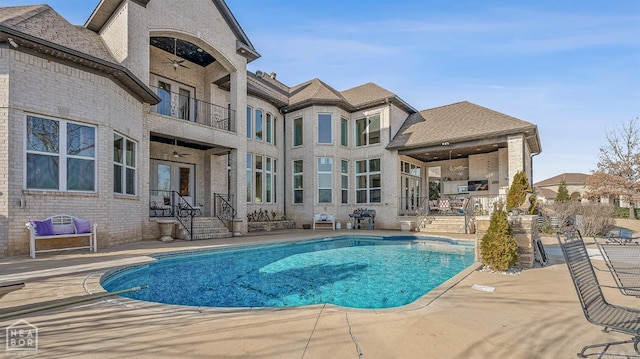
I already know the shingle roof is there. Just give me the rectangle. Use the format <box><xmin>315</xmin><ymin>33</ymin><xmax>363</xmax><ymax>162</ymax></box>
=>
<box><xmin>388</xmin><ymin>101</ymin><xmax>539</xmax><ymax>150</ymax></box>
<box><xmin>0</xmin><ymin>5</ymin><xmax>159</xmax><ymax>104</ymax></box>
<box><xmin>0</xmin><ymin>5</ymin><xmax>117</xmax><ymax>63</ymax></box>
<box><xmin>341</xmin><ymin>82</ymin><xmax>394</xmax><ymax>107</ymax></box>
<box><xmin>535</xmin><ymin>187</ymin><xmax>557</xmax><ymax>199</ymax></box>
<box><xmin>289</xmin><ymin>78</ymin><xmax>346</xmax><ymax>104</ymax></box>
<box><xmin>534</xmin><ymin>173</ymin><xmax>590</xmax><ymax>187</ymax></box>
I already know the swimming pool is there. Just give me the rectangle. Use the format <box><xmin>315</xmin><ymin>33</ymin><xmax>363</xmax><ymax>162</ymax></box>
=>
<box><xmin>101</xmin><ymin>235</ymin><xmax>475</xmax><ymax>309</ymax></box>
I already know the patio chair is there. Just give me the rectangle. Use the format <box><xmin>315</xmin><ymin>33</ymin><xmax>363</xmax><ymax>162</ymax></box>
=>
<box><xmin>594</xmin><ymin>236</ymin><xmax>640</xmax><ymax>298</ymax></box>
<box><xmin>557</xmin><ymin>228</ymin><xmax>640</xmax><ymax>357</ymax></box>
<box><xmin>150</xmin><ymin>195</ymin><xmax>172</xmax><ymax>217</ymax></box>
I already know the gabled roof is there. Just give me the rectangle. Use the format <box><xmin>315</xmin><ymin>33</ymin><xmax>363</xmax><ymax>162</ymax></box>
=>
<box><xmin>534</xmin><ymin>173</ymin><xmax>590</xmax><ymax>187</ymax></box>
<box><xmin>86</xmin><ymin>0</ymin><xmax>260</xmax><ymax>62</ymax></box>
<box><xmin>1</xmin><ymin>5</ymin><xmax>116</xmax><ymax>63</ymax></box>
<box><xmin>387</xmin><ymin>101</ymin><xmax>540</xmax><ymax>152</ymax></box>
<box><xmin>289</xmin><ymin>78</ymin><xmax>347</xmax><ymax>104</ymax></box>
<box><xmin>0</xmin><ymin>5</ymin><xmax>159</xmax><ymax>104</ymax></box>
<box><xmin>535</xmin><ymin>187</ymin><xmax>557</xmax><ymax>199</ymax></box>
<box><xmin>282</xmin><ymin>79</ymin><xmax>416</xmax><ymax>114</ymax></box>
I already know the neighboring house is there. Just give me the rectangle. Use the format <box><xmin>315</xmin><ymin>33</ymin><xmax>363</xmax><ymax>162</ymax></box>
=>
<box><xmin>0</xmin><ymin>0</ymin><xmax>542</xmax><ymax>257</ymax></box>
<box><xmin>534</xmin><ymin>173</ymin><xmax>590</xmax><ymax>203</ymax></box>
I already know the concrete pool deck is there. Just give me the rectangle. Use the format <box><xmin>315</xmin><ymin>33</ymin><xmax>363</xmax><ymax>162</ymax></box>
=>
<box><xmin>1</xmin><ymin>227</ymin><xmax>639</xmax><ymax>358</ymax></box>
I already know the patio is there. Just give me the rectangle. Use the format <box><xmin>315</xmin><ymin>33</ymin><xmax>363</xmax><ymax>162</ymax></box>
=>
<box><xmin>1</xmin><ymin>229</ymin><xmax>639</xmax><ymax>358</ymax></box>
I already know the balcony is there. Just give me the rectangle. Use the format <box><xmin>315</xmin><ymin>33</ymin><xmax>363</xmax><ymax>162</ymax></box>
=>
<box><xmin>149</xmin><ymin>85</ymin><xmax>236</xmax><ymax>133</ymax></box>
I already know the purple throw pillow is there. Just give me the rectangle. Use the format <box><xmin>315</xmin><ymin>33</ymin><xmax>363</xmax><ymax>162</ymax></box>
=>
<box><xmin>31</xmin><ymin>219</ymin><xmax>55</xmax><ymax>236</ymax></box>
<box><xmin>73</xmin><ymin>218</ymin><xmax>92</xmax><ymax>234</ymax></box>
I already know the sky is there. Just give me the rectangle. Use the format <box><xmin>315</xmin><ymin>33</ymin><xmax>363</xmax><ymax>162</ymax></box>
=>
<box><xmin>1</xmin><ymin>0</ymin><xmax>639</xmax><ymax>183</ymax></box>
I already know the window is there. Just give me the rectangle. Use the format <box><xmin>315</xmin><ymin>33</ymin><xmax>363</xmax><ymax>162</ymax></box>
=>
<box><xmin>400</xmin><ymin>161</ymin><xmax>422</xmax><ymax>214</ymax></box>
<box><xmin>247</xmin><ymin>153</ymin><xmax>277</xmax><ymax>204</ymax></box>
<box><xmin>356</xmin><ymin>158</ymin><xmax>381</xmax><ymax>203</ymax></box>
<box><xmin>293</xmin><ymin>118</ymin><xmax>303</xmax><ymax>146</ymax></box>
<box><xmin>293</xmin><ymin>160</ymin><xmax>303</xmax><ymax>203</ymax></box>
<box><xmin>255</xmin><ymin>109</ymin><xmax>263</xmax><ymax>141</ymax></box>
<box><xmin>318</xmin><ymin>113</ymin><xmax>332</xmax><ymax>144</ymax></box>
<box><xmin>154</xmin><ymin>77</ymin><xmax>194</xmax><ymax>121</ymax></box>
<box><xmin>255</xmin><ymin>155</ymin><xmax>263</xmax><ymax>203</ymax></box>
<box><xmin>341</xmin><ymin>117</ymin><xmax>348</xmax><ymax>147</ymax></box>
<box><xmin>273</xmin><ymin>117</ymin><xmax>277</xmax><ymax>146</ymax></box>
<box><xmin>158</xmin><ymin>81</ymin><xmax>171</xmax><ymax>116</ymax></box>
<box><xmin>318</xmin><ymin>157</ymin><xmax>333</xmax><ymax>203</ymax></box>
<box><xmin>355</xmin><ymin>114</ymin><xmax>381</xmax><ymax>147</ymax></box>
<box><xmin>178</xmin><ymin>88</ymin><xmax>191</xmax><ymax>120</ymax></box>
<box><xmin>26</xmin><ymin>115</ymin><xmax>96</xmax><ymax>191</ymax></box>
<box><xmin>341</xmin><ymin>160</ymin><xmax>349</xmax><ymax>204</ymax></box>
<box><xmin>114</xmin><ymin>133</ymin><xmax>136</xmax><ymax>195</ymax></box>
<box><xmin>246</xmin><ymin>153</ymin><xmax>252</xmax><ymax>202</ymax></box>
<box><xmin>246</xmin><ymin>106</ymin><xmax>252</xmax><ymax>139</ymax></box>
<box><xmin>266</xmin><ymin>113</ymin><xmax>272</xmax><ymax>144</ymax></box>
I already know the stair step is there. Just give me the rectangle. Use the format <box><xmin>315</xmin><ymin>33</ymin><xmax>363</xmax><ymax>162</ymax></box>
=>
<box><xmin>417</xmin><ymin>216</ymin><xmax>468</xmax><ymax>234</ymax></box>
<box><xmin>175</xmin><ymin>216</ymin><xmax>232</xmax><ymax>240</ymax></box>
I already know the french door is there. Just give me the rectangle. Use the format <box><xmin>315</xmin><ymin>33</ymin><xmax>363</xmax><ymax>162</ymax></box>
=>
<box><xmin>151</xmin><ymin>160</ymin><xmax>195</xmax><ymax>202</ymax></box>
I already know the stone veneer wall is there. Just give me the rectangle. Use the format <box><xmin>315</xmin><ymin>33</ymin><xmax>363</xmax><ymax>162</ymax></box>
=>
<box><xmin>475</xmin><ymin>215</ymin><xmax>539</xmax><ymax>269</ymax></box>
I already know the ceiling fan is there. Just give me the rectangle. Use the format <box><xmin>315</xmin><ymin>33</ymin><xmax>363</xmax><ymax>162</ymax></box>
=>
<box><xmin>165</xmin><ymin>38</ymin><xmax>189</xmax><ymax>71</ymax></box>
<box><xmin>172</xmin><ymin>139</ymin><xmax>189</xmax><ymax>158</ymax></box>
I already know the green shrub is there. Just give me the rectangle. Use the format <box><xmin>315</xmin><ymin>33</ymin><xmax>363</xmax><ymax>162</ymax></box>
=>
<box><xmin>614</xmin><ymin>207</ymin><xmax>629</xmax><ymax>218</ymax></box>
<box><xmin>480</xmin><ymin>202</ymin><xmax>518</xmax><ymax>271</ymax></box>
<box><xmin>506</xmin><ymin>171</ymin><xmax>536</xmax><ymax>214</ymax></box>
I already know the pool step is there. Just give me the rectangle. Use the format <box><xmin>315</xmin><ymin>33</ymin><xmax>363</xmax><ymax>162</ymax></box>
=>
<box><xmin>176</xmin><ymin>217</ymin><xmax>232</xmax><ymax>240</ymax></box>
<box><xmin>416</xmin><ymin>216</ymin><xmax>468</xmax><ymax>234</ymax></box>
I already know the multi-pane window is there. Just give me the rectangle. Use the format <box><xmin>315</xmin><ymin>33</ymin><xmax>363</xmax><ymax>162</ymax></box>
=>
<box><xmin>246</xmin><ymin>153</ymin><xmax>252</xmax><ymax>202</ymax></box>
<box><xmin>114</xmin><ymin>133</ymin><xmax>136</xmax><ymax>195</ymax></box>
<box><xmin>26</xmin><ymin>115</ymin><xmax>96</xmax><ymax>191</ymax></box>
<box><xmin>341</xmin><ymin>160</ymin><xmax>349</xmax><ymax>204</ymax></box>
<box><xmin>255</xmin><ymin>155</ymin><xmax>263</xmax><ymax>203</ymax></box>
<box><xmin>318</xmin><ymin>113</ymin><xmax>332</xmax><ymax>144</ymax></box>
<box><xmin>265</xmin><ymin>157</ymin><xmax>277</xmax><ymax>203</ymax></box>
<box><xmin>355</xmin><ymin>114</ymin><xmax>381</xmax><ymax>147</ymax></box>
<box><xmin>318</xmin><ymin>157</ymin><xmax>333</xmax><ymax>203</ymax></box>
<box><xmin>247</xmin><ymin>153</ymin><xmax>277</xmax><ymax>204</ymax></box>
<box><xmin>293</xmin><ymin>160</ymin><xmax>303</xmax><ymax>203</ymax></box>
<box><xmin>266</xmin><ymin>113</ymin><xmax>272</xmax><ymax>144</ymax></box>
<box><xmin>401</xmin><ymin>160</ymin><xmax>422</xmax><ymax>177</ymax></box>
<box><xmin>246</xmin><ymin>106</ymin><xmax>252</xmax><ymax>139</ymax></box>
<box><xmin>356</xmin><ymin>158</ymin><xmax>381</xmax><ymax>204</ymax></box>
<box><xmin>341</xmin><ymin>117</ymin><xmax>348</xmax><ymax>147</ymax></box>
<box><xmin>293</xmin><ymin>118</ymin><xmax>303</xmax><ymax>146</ymax></box>
<box><xmin>255</xmin><ymin>109</ymin><xmax>263</xmax><ymax>141</ymax></box>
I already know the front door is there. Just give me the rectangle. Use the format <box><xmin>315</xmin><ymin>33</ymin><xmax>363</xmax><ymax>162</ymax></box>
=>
<box><xmin>151</xmin><ymin>160</ymin><xmax>195</xmax><ymax>205</ymax></box>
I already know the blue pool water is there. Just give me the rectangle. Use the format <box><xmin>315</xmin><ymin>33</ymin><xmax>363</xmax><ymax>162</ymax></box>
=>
<box><xmin>102</xmin><ymin>236</ymin><xmax>475</xmax><ymax>309</ymax></box>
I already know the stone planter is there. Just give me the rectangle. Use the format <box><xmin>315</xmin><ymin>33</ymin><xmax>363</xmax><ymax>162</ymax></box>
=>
<box><xmin>475</xmin><ymin>215</ymin><xmax>539</xmax><ymax>269</ymax></box>
<box><xmin>248</xmin><ymin>220</ymin><xmax>296</xmax><ymax>233</ymax></box>
<box><xmin>156</xmin><ymin>219</ymin><xmax>176</xmax><ymax>242</ymax></box>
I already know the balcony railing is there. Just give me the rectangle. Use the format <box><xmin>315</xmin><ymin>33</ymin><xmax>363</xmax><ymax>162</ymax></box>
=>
<box><xmin>150</xmin><ymin>85</ymin><xmax>236</xmax><ymax>132</ymax></box>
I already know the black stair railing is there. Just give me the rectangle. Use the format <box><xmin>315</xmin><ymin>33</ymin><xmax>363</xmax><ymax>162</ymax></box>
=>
<box><xmin>213</xmin><ymin>193</ymin><xmax>236</xmax><ymax>234</ymax></box>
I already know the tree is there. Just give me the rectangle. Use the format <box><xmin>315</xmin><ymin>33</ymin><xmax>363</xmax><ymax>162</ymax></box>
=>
<box><xmin>586</xmin><ymin>118</ymin><xmax>640</xmax><ymax>218</ymax></box>
<box><xmin>480</xmin><ymin>202</ymin><xmax>518</xmax><ymax>271</ymax></box>
<box><xmin>506</xmin><ymin>170</ymin><xmax>537</xmax><ymax>214</ymax></box>
<box><xmin>556</xmin><ymin>179</ymin><xmax>570</xmax><ymax>202</ymax></box>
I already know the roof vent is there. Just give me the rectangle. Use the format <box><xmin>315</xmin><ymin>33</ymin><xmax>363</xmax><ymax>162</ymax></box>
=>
<box><xmin>270</xmin><ymin>72</ymin><xmax>277</xmax><ymax>79</ymax></box>
<box><xmin>255</xmin><ymin>70</ymin><xmax>263</xmax><ymax>77</ymax></box>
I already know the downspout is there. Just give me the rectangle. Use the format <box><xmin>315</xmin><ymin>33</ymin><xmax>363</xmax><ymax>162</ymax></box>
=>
<box><xmin>279</xmin><ymin>107</ymin><xmax>287</xmax><ymax>219</ymax></box>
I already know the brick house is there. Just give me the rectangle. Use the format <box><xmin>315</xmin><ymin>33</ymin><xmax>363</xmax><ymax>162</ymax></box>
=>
<box><xmin>0</xmin><ymin>0</ymin><xmax>541</xmax><ymax>257</ymax></box>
